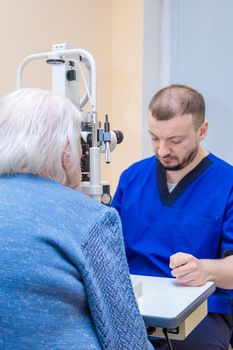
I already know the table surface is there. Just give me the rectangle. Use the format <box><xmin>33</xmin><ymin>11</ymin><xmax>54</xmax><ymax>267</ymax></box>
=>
<box><xmin>132</xmin><ymin>275</ymin><xmax>215</xmax><ymax>328</ymax></box>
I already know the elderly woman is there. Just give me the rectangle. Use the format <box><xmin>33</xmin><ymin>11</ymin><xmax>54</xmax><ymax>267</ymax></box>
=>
<box><xmin>0</xmin><ymin>88</ymin><xmax>153</xmax><ymax>350</ymax></box>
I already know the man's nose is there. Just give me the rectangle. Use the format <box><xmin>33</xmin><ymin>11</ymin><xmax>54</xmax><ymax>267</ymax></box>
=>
<box><xmin>157</xmin><ymin>143</ymin><xmax>171</xmax><ymax>158</ymax></box>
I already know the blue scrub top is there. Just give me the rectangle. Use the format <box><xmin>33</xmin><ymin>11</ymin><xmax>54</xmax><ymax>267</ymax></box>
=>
<box><xmin>112</xmin><ymin>153</ymin><xmax>233</xmax><ymax>314</ymax></box>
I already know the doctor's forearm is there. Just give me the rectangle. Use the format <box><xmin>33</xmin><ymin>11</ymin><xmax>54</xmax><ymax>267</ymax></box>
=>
<box><xmin>201</xmin><ymin>255</ymin><xmax>233</xmax><ymax>289</ymax></box>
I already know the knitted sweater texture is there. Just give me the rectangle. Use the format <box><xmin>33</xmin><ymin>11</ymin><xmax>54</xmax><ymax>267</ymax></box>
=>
<box><xmin>0</xmin><ymin>173</ymin><xmax>153</xmax><ymax>350</ymax></box>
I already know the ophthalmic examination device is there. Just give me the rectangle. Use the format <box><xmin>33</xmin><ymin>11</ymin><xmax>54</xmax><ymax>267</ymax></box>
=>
<box><xmin>16</xmin><ymin>42</ymin><xmax>123</xmax><ymax>205</ymax></box>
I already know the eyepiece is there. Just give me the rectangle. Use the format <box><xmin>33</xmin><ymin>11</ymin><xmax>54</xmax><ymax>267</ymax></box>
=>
<box><xmin>113</xmin><ymin>130</ymin><xmax>124</xmax><ymax>144</ymax></box>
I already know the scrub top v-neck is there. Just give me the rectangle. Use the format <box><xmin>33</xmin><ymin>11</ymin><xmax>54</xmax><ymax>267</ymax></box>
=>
<box><xmin>112</xmin><ymin>153</ymin><xmax>233</xmax><ymax>314</ymax></box>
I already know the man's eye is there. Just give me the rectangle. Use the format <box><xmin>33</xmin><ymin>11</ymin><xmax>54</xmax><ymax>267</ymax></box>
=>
<box><xmin>171</xmin><ymin>139</ymin><xmax>182</xmax><ymax>144</ymax></box>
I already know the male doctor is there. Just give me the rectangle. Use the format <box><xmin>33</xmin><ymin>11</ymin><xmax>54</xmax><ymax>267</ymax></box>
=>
<box><xmin>112</xmin><ymin>84</ymin><xmax>233</xmax><ymax>350</ymax></box>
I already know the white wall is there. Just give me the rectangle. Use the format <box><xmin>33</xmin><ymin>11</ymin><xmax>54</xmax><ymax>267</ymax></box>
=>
<box><xmin>143</xmin><ymin>0</ymin><xmax>233</xmax><ymax>165</ymax></box>
<box><xmin>142</xmin><ymin>0</ymin><xmax>161</xmax><ymax>158</ymax></box>
<box><xmin>170</xmin><ymin>0</ymin><xmax>233</xmax><ymax>164</ymax></box>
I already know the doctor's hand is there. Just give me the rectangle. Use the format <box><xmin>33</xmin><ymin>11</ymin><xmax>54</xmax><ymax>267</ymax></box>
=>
<box><xmin>169</xmin><ymin>252</ymin><xmax>208</xmax><ymax>287</ymax></box>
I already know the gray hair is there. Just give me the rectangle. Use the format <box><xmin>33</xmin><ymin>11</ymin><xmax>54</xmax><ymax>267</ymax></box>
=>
<box><xmin>0</xmin><ymin>88</ymin><xmax>82</xmax><ymax>184</ymax></box>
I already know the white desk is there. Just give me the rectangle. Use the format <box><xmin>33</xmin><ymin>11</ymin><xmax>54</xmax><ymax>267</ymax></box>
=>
<box><xmin>131</xmin><ymin>275</ymin><xmax>215</xmax><ymax>340</ymax></box>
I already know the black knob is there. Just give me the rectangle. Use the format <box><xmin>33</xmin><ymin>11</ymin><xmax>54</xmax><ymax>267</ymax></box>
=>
<box><xmin>113</xmin><ymin>130</ymin><xmax>124</xmax><ymax>144</ymax></box>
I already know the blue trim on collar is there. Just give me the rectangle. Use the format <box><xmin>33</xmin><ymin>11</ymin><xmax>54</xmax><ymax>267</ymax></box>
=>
<box><xmin>157</xmin><ymin>156</ymin><xmax>213</xmax><ymax>206</ymax></box>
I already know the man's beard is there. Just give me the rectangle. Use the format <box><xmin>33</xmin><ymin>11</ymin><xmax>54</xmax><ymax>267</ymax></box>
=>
<box><xmin>158</xmin><ymin>146</ymin><xmax>198</xmax><ymax>171</ymax></box>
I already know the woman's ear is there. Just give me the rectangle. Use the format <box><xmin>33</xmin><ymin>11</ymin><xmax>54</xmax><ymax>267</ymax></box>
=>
<box><xmin>62</xmin><ymin>142</ymin><xmax>72</xmax><ymax>172</ymax></box>
<box><xmin>62</xmin><ymin>141</ymin><xmax>82</xmax><ymax>188</ymax></box>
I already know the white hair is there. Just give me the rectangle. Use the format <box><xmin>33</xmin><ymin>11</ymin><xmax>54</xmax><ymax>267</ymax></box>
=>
<box><xmin>0</xmin><ymin>88</ymin><xmax>82</xmax><ymax>184</ymax></box>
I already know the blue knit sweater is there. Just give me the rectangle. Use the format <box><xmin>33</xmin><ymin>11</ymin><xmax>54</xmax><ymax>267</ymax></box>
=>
<box><xmin>0</xmin><ymin>173</ymin><xmax>153</xmax><ymax>350</ymax></box>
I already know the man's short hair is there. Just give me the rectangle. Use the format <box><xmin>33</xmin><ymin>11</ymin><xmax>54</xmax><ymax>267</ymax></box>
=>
<box><xmin>149</xmin><ymin>84</ymin><xmax>205</xmax><ymax>129</ymax></box>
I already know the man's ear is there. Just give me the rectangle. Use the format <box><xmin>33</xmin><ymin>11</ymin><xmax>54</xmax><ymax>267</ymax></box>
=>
<box><xmin>62</xmin><ymin>142</ymin><xmax>72</xmax><ymax>172</ymax></box>
<box><xmin>199</xmin><ymin>121</ymin><xmax>208</xmax><ymax>141</ymax></box>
